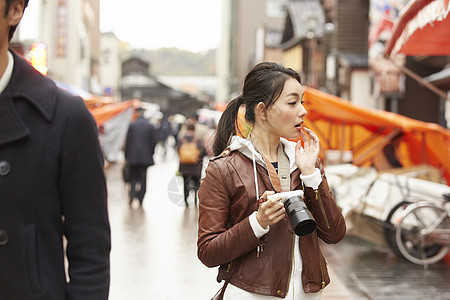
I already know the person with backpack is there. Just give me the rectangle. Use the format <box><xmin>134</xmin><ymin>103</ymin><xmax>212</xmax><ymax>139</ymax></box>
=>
<box><xmin>177</xmin><ymin>120</ymin><xmax>205</xmax><ymax>207</ymax></box>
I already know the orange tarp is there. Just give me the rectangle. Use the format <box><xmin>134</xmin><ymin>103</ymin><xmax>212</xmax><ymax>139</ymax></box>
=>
<box><xmin>228</xmin><ymin>87</ymin><xmax>450</xmax><ymax>184</ymax></box>
<box><xmin>302</xmin><ymin>87</ymin><xmax>450</xmax><ymax>184</ymax></box>
<box><xmin>88</xmin><ymin>99</ymin><xmax>141</xmax><ymax>126</ymax></box>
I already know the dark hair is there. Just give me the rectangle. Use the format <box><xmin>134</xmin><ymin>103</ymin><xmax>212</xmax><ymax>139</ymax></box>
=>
<box><xmin>5</xmin><ymin>0</ymin><xmax>29</xmax><ymax>41</ymax></box>
<box><xmin>212</xmin><ymin>62</ymin><xmax>302</xmax><ymax>156</ymax></box>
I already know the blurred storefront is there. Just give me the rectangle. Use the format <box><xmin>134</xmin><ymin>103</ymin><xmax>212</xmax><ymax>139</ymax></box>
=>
<box><xmin>12</xmin><ymin>0</ymin><xmax>102</xmax><ymax>95</ymax></box>
<box><xmin>281</xmin><ymin>0</ymin><xmax>375</xmax><ymax>108</ymax></box>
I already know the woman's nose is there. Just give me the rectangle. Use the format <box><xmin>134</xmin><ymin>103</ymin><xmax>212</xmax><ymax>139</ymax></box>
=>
<box><xmin>298</xmin><ymin>104</ymin><xmax>307</xmax><ymax>117</ymax></box>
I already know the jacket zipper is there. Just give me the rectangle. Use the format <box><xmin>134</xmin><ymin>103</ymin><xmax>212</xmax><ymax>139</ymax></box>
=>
<box><xmin>315</xmin><ymin>231</ymin><xmax>326</xmax><ymax>289</ymax></box>
<box><xmin>315</xmin><ymin>190</ymin><xmax>330</xmax><ymax>229</ymax></box>
<box><xmin>256</xmin><ymin>244</ymin><xmax>264</xmax><ymax>257</ymax></box>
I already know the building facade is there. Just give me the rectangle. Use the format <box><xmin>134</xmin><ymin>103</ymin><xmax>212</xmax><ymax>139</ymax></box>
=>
<box><xmin>120</xmin><ymin>56</ymin><xmax>203</xmax><ymax>118</ymax></box>
<box><xmin>13</xmin><ymin>0</ymin><xmax>101</xmax><ymax>94</ymax></box>
<box><xmin>99</xmin><ymin>32</ymin><xmax>123</xmax><ymax>97</ymax></box>
<box><xmin>281</xmin><ymin>0</ymin><xmax>375</xmax><ymax>108</ymax></box>
<box><xmin>217</xmin><ymin>0</ymin><xmax>287</xmax><ymax>103</ymax></box>
<box><xmin>218</xmin><ymin>0</ymin><xmax>376</xmax><ymax>109</ymax></box>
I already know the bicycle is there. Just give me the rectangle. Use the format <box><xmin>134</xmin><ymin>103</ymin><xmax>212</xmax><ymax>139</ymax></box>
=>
<box><xmin>394</xmin><ymin>192</ymin><xmax>450</xmax><ymax>266</ymax></box>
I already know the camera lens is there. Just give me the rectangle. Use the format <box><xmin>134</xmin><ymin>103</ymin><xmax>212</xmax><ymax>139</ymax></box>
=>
<box><xmin>284</xmin><ymin>196</ymin><xmax>316</xmax><ymax>236</ymax></box>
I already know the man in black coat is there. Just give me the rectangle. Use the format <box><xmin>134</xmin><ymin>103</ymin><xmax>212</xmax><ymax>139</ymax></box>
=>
<box><xmin>124</xmin><ymin>109</ymin><xmax>157</xmax><ymax>206</ymax></box>
<box><xmin>0</xmin><ymin>1</ymin><xmax>111</xmax><ymax>299</ymax></box>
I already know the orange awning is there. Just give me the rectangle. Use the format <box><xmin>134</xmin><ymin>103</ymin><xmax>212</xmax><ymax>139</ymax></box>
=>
<box><xmin>302</xmin><ymin>87</ymin><xmax>450</xmax><ymax>184</ymax></box>
<box><xmin>385</xmin><ymin>0</ymin><xmax>450</xmax><ymax>56</ymax></box>
<box><xmin>225</xmin><ymin>84</ymin><xmax>450</xmax><ymax>183</ymax></box>
<box><xmin>232</xmin><ymin>87</ymin><xmax>450</xmax><ymax>184</ymax></box>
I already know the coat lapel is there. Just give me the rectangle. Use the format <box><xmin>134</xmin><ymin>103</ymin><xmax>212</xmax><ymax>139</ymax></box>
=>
<box><xmin>8</xmin><ymin>50</ymin><xmax>57</xmax><ymax>122</ymax></box>
<box><xmin>0</xmin><ymin>88</ymin><xmax>29</xmax><ymax>146</ymax></box>
<box><xmin>0</xmin><ymin>50</ymin><xmax>59</xmax><ymax>146</ymax></box>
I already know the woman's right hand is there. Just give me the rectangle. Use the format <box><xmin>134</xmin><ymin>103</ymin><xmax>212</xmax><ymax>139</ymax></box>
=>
<box><xmin>256</xmin><ymin>191</ymin><xmax>286</xmax><ymax>229</ymax></box>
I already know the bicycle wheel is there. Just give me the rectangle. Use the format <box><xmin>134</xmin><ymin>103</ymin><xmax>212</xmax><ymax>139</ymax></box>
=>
<box><xmin>395</xmin><ymin>203</ymin><xmax>449</xmax><ymax>265</ymax></box>
<box><xmin>384</xmin><ymin>201</ymin><xmax>411</xmax><ymax>256</ymax></box>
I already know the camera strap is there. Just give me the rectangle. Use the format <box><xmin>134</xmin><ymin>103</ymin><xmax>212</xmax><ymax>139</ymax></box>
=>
<box><xmin>277</xmin><ymin>145</ymin><xmax>291</xmax><ymax>192</ymax></box>
<box><xmin>260</xmin><ymin>144</ymin><xmax>291</xmax><ymax>193</ymax></box>
<box><xmin>262</xmin><ymin>155</ymin><xmax>281</xmax><ymax>192</ymax></box>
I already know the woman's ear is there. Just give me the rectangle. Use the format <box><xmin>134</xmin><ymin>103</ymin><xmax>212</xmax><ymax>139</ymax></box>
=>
<box><xmin>256</xmin><ymin>102</ymin><xmax>267</xmax><ymax>121</ymax></box>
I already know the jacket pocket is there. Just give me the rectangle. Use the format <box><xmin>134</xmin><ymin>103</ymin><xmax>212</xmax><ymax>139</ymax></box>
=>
<box><xmin>24</xmin><ymin>224</ymin><xmax>42</xmax><ymax>294</ymax></box>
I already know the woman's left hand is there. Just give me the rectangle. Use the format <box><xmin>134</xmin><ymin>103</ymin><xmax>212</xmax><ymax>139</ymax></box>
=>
<box><xmin>295</xmin><ymin>127</ymin><xmax>319</xmax><ymax>175</ymax></box>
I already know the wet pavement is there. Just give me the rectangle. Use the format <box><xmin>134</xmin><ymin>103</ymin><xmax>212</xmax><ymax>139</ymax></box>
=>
<box><xmin>322</xmin><ymin>235</ymin><xmax>450</xmax><ymax>300</ymax></box>
<box><xmin>106</xmin><ymin>148</ymin><xmax>220</xmax><ymax>299</ymax></box>
<box><xmin>105</xmin><ymin>144</ymin><xmax>450</xmax><ymax>299</ymax></box>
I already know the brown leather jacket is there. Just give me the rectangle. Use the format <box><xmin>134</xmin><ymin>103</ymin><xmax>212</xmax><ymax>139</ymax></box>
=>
<box><xmin>197</xmin><ymin>148</ymin><xmax>346</xmax><ymax>298</ymax></box>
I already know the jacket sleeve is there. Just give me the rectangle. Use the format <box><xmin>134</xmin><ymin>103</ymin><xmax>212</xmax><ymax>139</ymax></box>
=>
<box><xmin>197</xmin><ymin>160</ymin><xmax>262</xmax><ymax>268</ymax></box>
<box><xmin>58</xmin><ymin>98</ymin><xmax>111</xmax><ymax>299</ymax></box>
<box><xmin>304</xmin><ymin>159</ymin><xmax>346</xmax><ymax>244</ymax></box>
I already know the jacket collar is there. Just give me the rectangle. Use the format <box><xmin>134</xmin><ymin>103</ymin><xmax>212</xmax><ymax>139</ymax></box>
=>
<box><xmin>228</xmin><ymin>135</ymin><xmax>298</xmax><ymax>172</ymax></box>
<box><xmin>0</xmin><ymin>50</ymin><xmax>57</xmax><ymax>145</ymax></box>
<box><xmin>227</xmin><ymin>135</ymin><xmax>300</xmax><ymax>201</ymax></box>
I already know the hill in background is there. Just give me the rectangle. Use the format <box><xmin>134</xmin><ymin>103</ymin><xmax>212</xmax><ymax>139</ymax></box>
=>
<box><xmin>133</xmin><ymin>47</ymin><xmax>216</xmax><ymax>76</ymax></box>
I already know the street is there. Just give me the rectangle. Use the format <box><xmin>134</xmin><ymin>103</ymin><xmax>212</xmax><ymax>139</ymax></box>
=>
<box><xmin>105</xmin><ymin>144</ymin><xmax>450</xmax><ymax>300</ymax></box>
<box><xmin>106</xmin><ymin>147</ymin><xmax>220</xmax><ymax>299</ymax></box>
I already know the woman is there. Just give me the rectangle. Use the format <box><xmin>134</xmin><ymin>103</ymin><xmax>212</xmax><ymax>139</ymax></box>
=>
<box><xmin>197</xmin><ymin>62</ymin><xmax>346</xmax><ymax>299</ymax></box>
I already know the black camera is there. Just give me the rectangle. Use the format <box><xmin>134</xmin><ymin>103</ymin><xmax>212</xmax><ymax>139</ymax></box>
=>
<box><xmin>268</xmin><ymin>191</ymin><xmax>316</xmax><ymax>236</ymax></box>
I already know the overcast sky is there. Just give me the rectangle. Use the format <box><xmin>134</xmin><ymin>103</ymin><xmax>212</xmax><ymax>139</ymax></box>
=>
<box><xmin>19</xmin><ymin>0</ymin><xmax>222</xmax><ymax>53</ymax></box>
<box><xmin>100</xmin><ymin>0</ymin><xmax>222</xmax><ymax>52</ymax></box>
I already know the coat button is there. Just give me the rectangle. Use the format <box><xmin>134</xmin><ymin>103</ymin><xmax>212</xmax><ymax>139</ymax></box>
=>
<box><xmin>277</xmin><ymin>290</ymin><xmax>282</xmax><ymax>295</ymax></box>
<box><xmin>0</xmin><ymin>229</ymin><xmax>8</xmax><ymax>245</ymax></box>
<box><xmin>0</xmin><ymin>160</ymin><xmax>11</xmax><ymax>176</ymax></box>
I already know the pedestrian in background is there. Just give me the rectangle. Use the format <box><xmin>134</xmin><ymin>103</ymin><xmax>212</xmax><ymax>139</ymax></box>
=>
<box><xmin>169</xmin><ymin>114</ymin><xmax>181</xmax><ymax>141</ymax></box>
<box><xmin>0</xmin><ymin>1</ymin><xmax>111</xmax><ymax>299</ymax></box>
<box><xmin>178</xmin><ymin>113</ymin><xmax>214</xmax><ymax>161</ymax></box>
<box><xmin>124</xmin><ymin>107</ymin><xmax>157</xmax><ymax>206</ymax></box>
<box><xmin>177</xmin><ymin>120</ymin><xmax>205</xmax><ymax>207</ymax></box>
<box><xmin>197</xmin><ymin>62</ymin><xmax>346</xmax><ymax>299</ymax></box>
<box><xmin>178</xmin><ymin>113</ymin><xmax>210</xmax><ymax>142</ymax></box>
<box><xmin>157</xmin><ymin>116</ymin><xmax>171</xmax><ymax>158</ymax></box>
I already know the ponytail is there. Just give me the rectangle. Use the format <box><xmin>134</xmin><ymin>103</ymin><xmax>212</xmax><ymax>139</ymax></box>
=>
<box><xmin>212</xmin><ymin>95</ymin><xmax>244</xmax><ymax>156</ymax></box>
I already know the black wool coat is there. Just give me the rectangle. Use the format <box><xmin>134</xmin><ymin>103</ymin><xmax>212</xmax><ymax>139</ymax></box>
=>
<box><xmin>124</xmin><ymin>116</ymin><xmax>157</xmax><ymax>167</ymax></box>
<box><xmin>0</xmin><ymin>51</ymin><xmax>111</xmax><ymax>299</ymax></box>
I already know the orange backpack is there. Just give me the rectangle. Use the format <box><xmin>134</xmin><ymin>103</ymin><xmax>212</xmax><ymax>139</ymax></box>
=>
<box><xmin>179</xmin><ymin>137</ymin><xmax>200</xmax><ymax>164</ymax></box>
